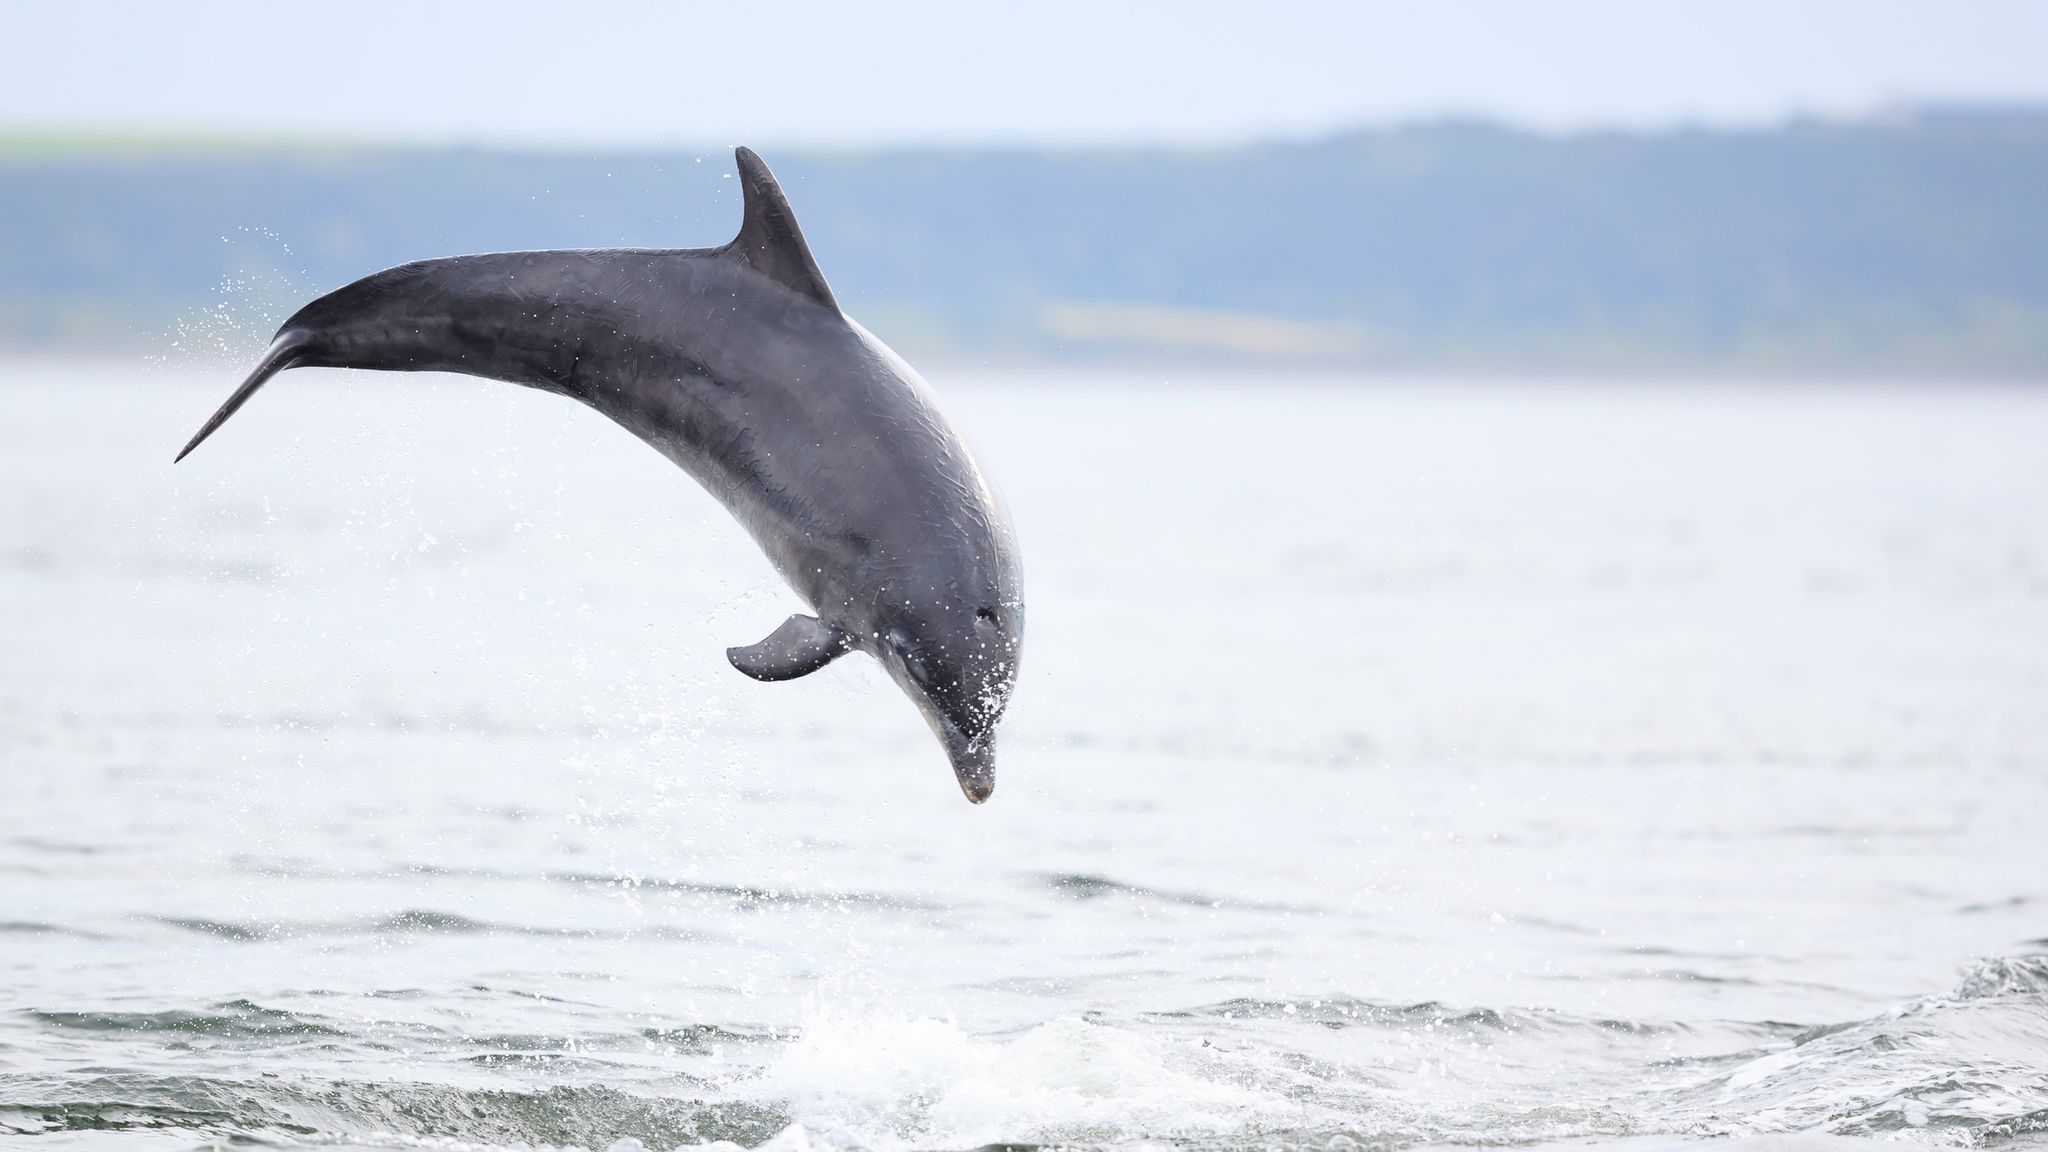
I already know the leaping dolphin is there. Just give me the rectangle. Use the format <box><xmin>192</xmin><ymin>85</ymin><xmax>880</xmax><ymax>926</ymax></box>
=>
<box><xmin>175</xmin><ymin>148</ymin><xmax>1024</xmax><ymax>804</ymax></box>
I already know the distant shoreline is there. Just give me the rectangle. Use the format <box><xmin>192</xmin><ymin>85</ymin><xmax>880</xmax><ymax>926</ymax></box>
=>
<box><xmin>6</xmin><ymin>106</ymin><xmax>2046</xmax><ymax>374</ymax></box>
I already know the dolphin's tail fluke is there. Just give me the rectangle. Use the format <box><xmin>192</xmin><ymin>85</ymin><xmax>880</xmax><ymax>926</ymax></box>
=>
<box><xmin>174</xmin><ymin>330</ymin><xmax>313</xmax><ymax>462</ymax></box>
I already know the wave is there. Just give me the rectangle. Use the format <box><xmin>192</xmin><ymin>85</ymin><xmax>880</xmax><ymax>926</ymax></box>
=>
<box><xmin>1037</xmin><ymin>871</ymin><xmax>1330</xmax><ymax>916</ymax></box>
<box><xmin>0</xmin><ymin>919</ymin><xmax>106</xmax><ymax>939</ymax></box>
<box><xmin>734</xmin><ymin>959</ymin><xmax>2048</xmax><ymax>1151</ymax></box>
<box><xmin>1156</xmin><ymin>993</ymin><xmax>1698</xmax><ymax>1043</ymax></box>
<box><xmin>0</xmin><ymin>1073</ymin><xmax>786</xmax><ymax>1147</ymax></box>
<box><xmin>223</xmin><ymin>856</ymin><xmax>938</xmax><ymax>912</ymax></box>
<box><xmin>4</xmin><ymin>956</ymin><xmax>2043</xmax><ymax>1150</ymax></box>
<box><xmin>152</xmin><ymin>909</ymin><xmax>718</xmax><ymax>943</ymax></box>
<box><xmin>1661</xmin><ymin>955</ymin><xmax>2048</xmax><ymax>1144</ymax></box>
<box><xmin>1953</xmin><ymin>955</ymin><xmax>2048</xmax><ymax>1000</ymax></box>
<box><xmin>26</xmin><ymin>999</ymin><xmax>345</xmax><ymax>1040</ymax></box>
<box><xmin>748</xmin><ymin>1008</ymin><xmax>1363</xmax><ymax>1149</ymax></box>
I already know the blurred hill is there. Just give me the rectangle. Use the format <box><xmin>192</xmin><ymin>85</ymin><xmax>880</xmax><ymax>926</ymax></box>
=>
<box><xmin>3</xmin><ymin>107</ymin><xmax>2045</xmax><ymax>373</ymax></box>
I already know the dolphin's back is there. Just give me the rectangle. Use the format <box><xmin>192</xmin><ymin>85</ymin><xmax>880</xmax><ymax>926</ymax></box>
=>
<box><xmin>239</xmin><ymin>242</ymin><xmax>1001</xmax><ymax>618</ymax></box>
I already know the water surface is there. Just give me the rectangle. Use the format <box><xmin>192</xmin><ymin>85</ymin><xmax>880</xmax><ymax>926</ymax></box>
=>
<box><xmin>2</xmin><ymin>362</ymin><xmax>2045</xmax><ymax>1150</ymax></box>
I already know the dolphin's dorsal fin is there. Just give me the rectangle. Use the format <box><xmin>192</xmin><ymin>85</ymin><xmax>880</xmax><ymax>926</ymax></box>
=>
<box><xmin>722</xmin><ymin>146</ymin><xmax>838</xmax><ymax>312</ymax></box>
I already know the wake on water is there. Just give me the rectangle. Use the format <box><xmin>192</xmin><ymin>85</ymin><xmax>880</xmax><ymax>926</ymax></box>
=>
<box><xmin>6</xmin><ymin>955</ymin><xmax>2044</xmax><ymax>1149</ymax></box>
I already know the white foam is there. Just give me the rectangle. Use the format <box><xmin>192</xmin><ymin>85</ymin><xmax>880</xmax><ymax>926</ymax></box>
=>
<box><xmin>745</xmin><ymin>1006</ymin><xmax>1328</xmax><ymax>1149</ymax></box>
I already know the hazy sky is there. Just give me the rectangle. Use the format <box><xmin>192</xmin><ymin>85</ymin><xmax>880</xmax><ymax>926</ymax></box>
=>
<box><xmin>7</xmin><ymin>0</ymin><xmax>2046</xmax><ymax>147</ymax></box>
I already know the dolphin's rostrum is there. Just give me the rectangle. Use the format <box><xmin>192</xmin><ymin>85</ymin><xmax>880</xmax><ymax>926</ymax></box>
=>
<box><xmin>176</xmin><ymin>148</ymin><xmax>1024</xmax><ymax>803</ymax></box>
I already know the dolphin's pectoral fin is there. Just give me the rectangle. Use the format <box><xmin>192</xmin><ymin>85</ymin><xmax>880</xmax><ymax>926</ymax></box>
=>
<box><xmin>726</xmin><ymin>614</ymin><xmax>853</xmax><ymax>682</ymax></box>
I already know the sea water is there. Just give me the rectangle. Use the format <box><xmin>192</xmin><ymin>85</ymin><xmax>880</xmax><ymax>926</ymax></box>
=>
<box><xmin>2</xmin><ymin>361</ymin><xmax>2045</xmax><ymax>1150</ymax></box>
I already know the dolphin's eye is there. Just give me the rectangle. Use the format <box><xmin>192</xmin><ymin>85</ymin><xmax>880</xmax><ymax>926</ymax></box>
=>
<box><xmin>975</xmin><ymin>607</ymin><xmax>998</xmax><ymax>627</ymax></box>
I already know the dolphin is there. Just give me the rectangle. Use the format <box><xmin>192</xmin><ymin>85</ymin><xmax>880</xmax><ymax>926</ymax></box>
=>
<box><xmin>175</xmin><ymin>147</ymin><xmax>1024</xmax><ymax>803</ymax></box>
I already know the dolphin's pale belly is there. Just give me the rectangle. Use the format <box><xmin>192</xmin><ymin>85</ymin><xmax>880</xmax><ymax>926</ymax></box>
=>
<box><xmin>647</xmin><ymin>421</ymin><xmax>857</xmax><ymax>618</ymax></box>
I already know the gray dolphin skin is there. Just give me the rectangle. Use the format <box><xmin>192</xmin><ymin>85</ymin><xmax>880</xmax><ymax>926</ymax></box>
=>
<box><xmin>175</xmin><ymin>148</ymin><xmax>1024</xmax><ymax>804</ymax></box>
